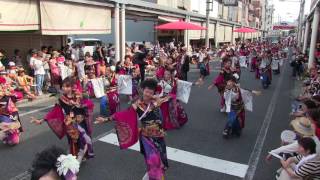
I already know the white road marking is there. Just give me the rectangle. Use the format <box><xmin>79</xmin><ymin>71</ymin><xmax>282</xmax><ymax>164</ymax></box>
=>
<box><xmin>99</xmin><ymin>133</ymin><xmax>249</xmax><ymax>178</ymax></box>
<box><xmin>244</xmin><ymin>62</ymin><xmax>286</xmax><ymax>180</ymax></box>
<box><xmin>19</xmin><ymin>105</ymin><xmax>54</xmax><ymax>117</ymax></box>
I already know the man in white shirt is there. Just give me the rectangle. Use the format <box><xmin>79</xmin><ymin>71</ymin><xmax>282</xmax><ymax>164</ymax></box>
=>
<box><xmin>30</xmin><ymin>51</ymin><xmax>45</xmax><ymax>95</ymax></box>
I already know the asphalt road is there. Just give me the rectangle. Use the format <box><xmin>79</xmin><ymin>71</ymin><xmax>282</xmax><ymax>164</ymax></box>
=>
<box><xmin>1</xmin><ymin>59</ymin><xmax>296</xmax><ymax>180</ymax></box>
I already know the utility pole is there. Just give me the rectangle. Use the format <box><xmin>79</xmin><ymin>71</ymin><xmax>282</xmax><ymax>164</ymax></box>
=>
<box><xmin>297</xmin><ymin>0</ymin><xmax>305</xmax><ymax>48</ymax></box>
<box><xmin>205</xmin><ymin>0</ymin><xmax>213</xmax><ymax>48</ymax></box>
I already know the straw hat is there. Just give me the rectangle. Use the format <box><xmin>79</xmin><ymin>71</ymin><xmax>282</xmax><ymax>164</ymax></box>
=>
<box><xmin>290</xmin><ymin>117</ymin><xmax>315</xmax><ymax>137</ymax></box>
<box><xmin>17</xmin><ymin>67</ymin><xmax>25</xmax><ymax>73</ymax></box>
<box><xmin>52</xmin><ymin>51</ymin><xmax>60</xmax><ymax>57</ymax></box>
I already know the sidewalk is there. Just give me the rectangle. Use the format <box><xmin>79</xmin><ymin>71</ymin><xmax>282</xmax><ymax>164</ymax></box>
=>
<box><xmin>291</xmin><ymin>78</ymin><xmax>303</xmax><ymax>98</ymax></box>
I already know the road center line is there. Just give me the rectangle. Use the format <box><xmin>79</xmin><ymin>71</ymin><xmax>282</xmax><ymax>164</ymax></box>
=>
<box><xmin>19</xmin><ymin>105</ymin><xmax>54</xmax><ymax>117</ymax></box>
<box><xmin>244</xmin><ymin>63</ymin><xmax>286</xmax><ymax>180</ymax></box>
<box><xmin>99</xmin><ymin>133</ymin><xmax>249</xmax><ymax>178</ymax></box>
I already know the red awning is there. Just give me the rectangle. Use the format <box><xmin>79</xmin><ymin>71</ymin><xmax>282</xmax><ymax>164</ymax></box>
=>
<box><xmin>233</xmin><ymin>27</ymin><xmax>257</xmax><ymax>33</ymax></box>
<box><xmin>155</xmin><ymin>20</ymin><xmax>207</xmax><ymax>30</ymax></box>
<box><xmin>273</xmin><ymin>26</ymin><xmax>296</xmax><ymax>30</ymax></box>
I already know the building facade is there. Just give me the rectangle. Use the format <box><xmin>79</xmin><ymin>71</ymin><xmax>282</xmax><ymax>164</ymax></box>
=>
<box><xmin>265</xmin><ymin>5</ymin><xmax>275</xmax><ymax>33</ymax></box>
<box><xmin>0</xmin><ymin>0</ymin><xmax>265</xmax><ymax>61</ymax></box>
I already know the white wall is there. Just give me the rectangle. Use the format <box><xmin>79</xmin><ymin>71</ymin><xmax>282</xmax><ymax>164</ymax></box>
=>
<box><xmin>190</xmin><ymin>0</ymin><xmax>218</xmax><ymax>18</ymax></box>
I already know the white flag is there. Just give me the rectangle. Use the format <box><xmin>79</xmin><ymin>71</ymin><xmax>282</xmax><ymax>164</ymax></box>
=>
<box><xmin>177</xmin><ymin>80</ymin><xmax>192</xmax><ymax>104</ymax></box>
<box><xmin>240</xmin><ymin>88</ymin><xmax>253</xmax><ymax>112</ymax></box>
<box><xmin>239</xmin><ymin>56</ymin><xmax>247</xmax><ymax>68</ymax></box>
<box><xmin>118</xmin><ymin>75</ymin><xmax>132</xmax><ymax>95</ymax></box>
<box><xmin>90</xmin><ymin>78</ymin><xmax>105</xmax><ymax>98</ymax></box>
<box><xmin>271</xmin><ymin>60</ymin><xmax>279</xmax><ymax>70</ymax></box>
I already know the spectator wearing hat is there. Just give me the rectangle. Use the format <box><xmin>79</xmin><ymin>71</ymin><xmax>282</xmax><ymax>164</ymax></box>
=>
<box><xmin>16</xmin><ymin>68</ymin><xmax>35</xmax><ymax>100</ymax></box>
<box><xmin>266</xmin><ymin>117</ymin><xmax>320</xmax><ymax>162</ymax></box>
<box><xmin>6</xmin><ymin>61</ymin><xmax>17</xmax><ymax>79</ymax></box>
<box><xmin>278</xmin><ymin>137</ymin><xmax>320</xmax><ymax>180</ymax></box>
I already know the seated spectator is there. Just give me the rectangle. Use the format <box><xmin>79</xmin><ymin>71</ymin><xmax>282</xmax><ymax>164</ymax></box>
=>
<box><xmin>266</xmin><ymin>117</ymin><xmax>320</xmax><ymax>162</ymax></box>
<box><xmin>291</xmin><ymin>99</ymin><xmax>318</xmax><ymax>117</ymax></box>
<box><xmin>0</xmin><ymin>71</ymin><xmax>15</xmax><ymax>91</ymax></box>
<box><xmin>16</xmin><ymin>68</ymin><xmax>36</xmax><ymax>100</ymax></box>
<box><xmin>277</xmin><ymin>137</ymin><xmax>320</xmax><ymax>180</ymax></box>
<box><xmin>7</xmin><ymin>62</ymin><xmax>17</xmax><ymax>80</ymax></box>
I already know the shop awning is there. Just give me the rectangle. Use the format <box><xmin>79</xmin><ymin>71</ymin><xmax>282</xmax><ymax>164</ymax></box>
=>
<box><xmin>273</xmin><ymin>25</ymin><xmax>296</xmax><ymax>30</ymax></box>
<box><xmin>40</xmin><ymin>0</ymin><xmax>112</xmax><ymax>35</ymax></box>
<box><xmin>0</xmin><ymin>0</ymin><xmax>39</xmax><ymax>31</ymax></box>
<box><xmin>158</xmin><ymin>16</ymin><xmax>180</xmax><ymax>22</ymax></box>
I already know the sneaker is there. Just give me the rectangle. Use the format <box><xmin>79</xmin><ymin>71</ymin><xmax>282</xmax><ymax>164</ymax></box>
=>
<box><xmin>38</xmin><ymin>91</ymin><xmax>43</xmax><ymax>96</ymax></box>
<box><xmin>220</xmin><ymin>106</ymin><xmax>226</xmax><ymax>112</ymax></box>
<box><xmin>222</xmin><ymin>129</ymin><xmax>229</xmax><ymax>136</ymax></box>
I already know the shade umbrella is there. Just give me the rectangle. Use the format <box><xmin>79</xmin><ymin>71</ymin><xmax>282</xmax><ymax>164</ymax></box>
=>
<box><xmin>155</xmin><ymin>20</ymin><xmax>207</xmax><ymax>46</ymax></box>
<box><xmin>155</xmin><ymin>20</ymin><xmax>207</xmax><ymax>30</ymax></box>
<box><xmin>233</xmin><ymin>27</ymin><xmax>257</xmax><ymax>42</ymax></box>
<box><xmin>233</xmin><ymin>27</ymin><xmax>257</xmax><ymax>33</ymax></box>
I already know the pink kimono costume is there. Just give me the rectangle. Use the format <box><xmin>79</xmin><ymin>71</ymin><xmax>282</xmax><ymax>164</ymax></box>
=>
<box><xmin>106</xmin><ymin>74</ymin><xmax>120</xmax><ymax>115</ymax></box>
<box><xmin>44</xmin><ymin>95</ymin><xmax>94</xmax><ymax>158</ymax></box>
<box><xmin>158</xmin><ymin>79</ymin><xmax>188</xmax><ymax>130</ymax></box>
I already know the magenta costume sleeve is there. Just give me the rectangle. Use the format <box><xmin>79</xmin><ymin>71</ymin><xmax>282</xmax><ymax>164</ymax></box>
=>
<box><xmin>113</xmin><ymin>106</ymin><xmax>139</xmax><ymax>149</ymax></box>
<box><xmin>81</xmin><ymin>98</ymin><xmax>94</xmax><ymax>136</ymax></box>
<box><xmin>44</xmin><ymin>104</ymin><xmax>66</xmax><ymax>139</ymax></box>
<box><xmin>160</xmin><ymin>80</ymin><xmax>188</xmax><ymax>130</ymax></box>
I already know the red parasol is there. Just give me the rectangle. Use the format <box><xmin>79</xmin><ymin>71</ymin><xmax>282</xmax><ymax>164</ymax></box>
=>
<box><xmin>155</xmin><ymin>20</ymin><xmax>207</xmax><ymax>30</ymax></box>
<box><xmin>233</xmin><ymin>27</ymin><xmax>257</xmax><ymax>33</ymax></box>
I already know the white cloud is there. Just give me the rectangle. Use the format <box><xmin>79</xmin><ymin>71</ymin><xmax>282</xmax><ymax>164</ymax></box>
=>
<box><xmin>272</xmin><ymin>0</ymin><xmax>311</xmax><ymax>22</ymax></box>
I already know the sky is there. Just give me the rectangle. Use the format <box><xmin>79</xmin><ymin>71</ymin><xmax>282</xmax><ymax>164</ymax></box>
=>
<box><xmin>272</xmin><ymin>0</ymin><xmax>311</xmax><ymax>23</ymax></box>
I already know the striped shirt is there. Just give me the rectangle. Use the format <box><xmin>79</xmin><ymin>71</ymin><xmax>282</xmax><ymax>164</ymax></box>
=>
<box><xmin>294</xmin><ymin>155</ymin><xmax>320</xmax><ymax>180</ymax></box>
